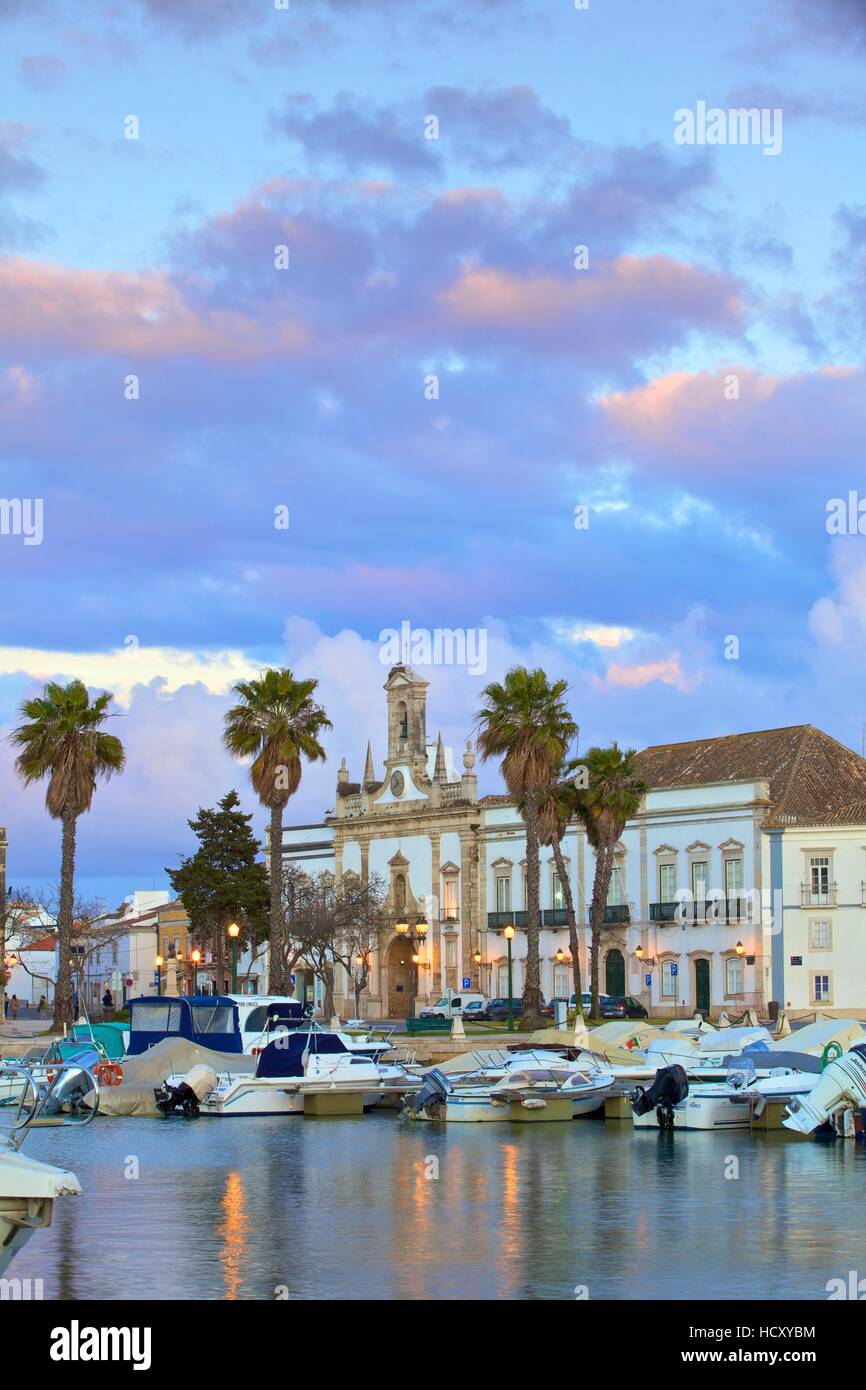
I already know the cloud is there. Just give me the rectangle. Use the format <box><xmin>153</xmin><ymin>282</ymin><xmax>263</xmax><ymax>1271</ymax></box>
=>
<box><xmin>0</xmin><ymin>645</ymin><xmax>260</xmax><ymax>706</ymax></box>
<box><xmin>272</xmin><ymin>85</ymin><xmax>574</xmax><ymax>176</ymax></box>
<box><xmin>601</xmin><ymin>657</ymin><xmax>690</xmax><ymax>692</ymax></box>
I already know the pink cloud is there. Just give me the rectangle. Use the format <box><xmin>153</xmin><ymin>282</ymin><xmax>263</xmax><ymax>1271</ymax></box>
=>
<box><xmin>0</xmin><ymin>258</ymin><xmax>308</xmax><ymax>362</ymax></box>
<box><xmin>601</xmin><ymin>656</ymin><xmax>689</xmax><ymax>691</ymax></box>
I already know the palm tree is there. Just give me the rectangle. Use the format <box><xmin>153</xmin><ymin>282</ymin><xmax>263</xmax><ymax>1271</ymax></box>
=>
<box><xmin>538</xmin><ymin>758</ymin><xmax>584</xmax><ymax>1015</ymax></box>
<box><xmin>476</xmin><ymin>668</ymin><xmax>576</xmax><ymax>1027</ymax></box>
<box><xmin>9</xmin><ymin>680</ymin><xmax>126</xmax><ymax>1029</ymax></box>
<box><xmin>573</xmin><ymin>743</ymin><xmax>647</xmax><ymax>1017</ymax></box>
<box><xmin>223</xmin><ymin>669</ymin><xmax>331</xmax><ymax>995</ymax></box>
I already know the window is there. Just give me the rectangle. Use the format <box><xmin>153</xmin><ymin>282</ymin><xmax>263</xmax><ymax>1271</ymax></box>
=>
<box><xmin>810</xmin><ymin>856</ymin><xmax>830</xmax><ymax>901</ymax></box>
<box><xmin>495</xmin><ymin>874</ymin><xmax>512</xmax><ymax>912</ymax></box>
<box><xmin>445</xmin><ymin>938</ymin><xmax>457</xmax><ymax>968</ymax></box>
<box><xmin>691</xmin><ymin>860</ymin><xmax>709</xmax><ymax>903</ymax></box>
<box><xmin>443</xmin><ymin>878</ymin><xmax>458</xmax><ymax>920</ymax></box>
<box><xmin>552</xmin><ymin>873</ymin><xmax>565</xmax><ymax>909</ymax></box>
<box><xmin>725</xmin><ymin>956</ymin><xmax>744</xmax><ymax>996</ymax></box>
<box><xmin>810</xmin><ymin>919</ymin><xmax>831</xmax><ymax>950</ymax></box>
<box><xmin>554</xmin><ymin>965</ymin><xmax>569</xmax><ymax>996</ymax></box>
<box><xmin>607</xmin><ymin>863</ymin><xmax>626</xmax><ymax>906</ymax></box>
<box><xmin>658</xmin><ymin>862</ymin><xmax>676</xmax><ymax>902</ymax></box>
<box><xmin>498</xmin><ymin>964</ymin><xmax>509</xmax><ymax>995</ymax></box>
<box><xmin>812</xmin><ymin>974</ymin><xmax>831</xmax><ymax>1003</ymax></box>
<box><xmin>661</xmin><ymin>961</ymin><xmax>678</xmax><ymax>998</ymax></box>
<box><xmin>394</xmin><ymin>873</ymin><xmax>407</xmax><ymax>911</ymax></box>
<box><xmin>189</xmin><ymin>1005</ymin><xmax>234</xmax><ymax>1034</ymax></box>
<box><xmin>724</xmin><ymin>858</ymin><xmax>743</xmax><ymax>896</ymax></box>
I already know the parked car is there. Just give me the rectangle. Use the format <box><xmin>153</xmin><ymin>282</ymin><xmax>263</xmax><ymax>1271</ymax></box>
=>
<box><xmin>574</xmin><ymin>991</ymin><xmax>610</xmax><ymax>1015</ymax></box>
<box><xmin>483</xmin><ymin>997</ymin><xmax>525</xmax><ymax>1022</ymax></box>
<box><xmin>541</xmin><ymin>996</ymin><xmax>569</xmax><ymax>1019</ymax></box>
<box><xmin>419</xmin><ymin>993</ymin><xmax>487</xmax><ymax>1019</ymax></box>
<box><xmin>599</xmin><ymin>995</ymin><xmax>648</xmax><ymax>1020</ymax></box>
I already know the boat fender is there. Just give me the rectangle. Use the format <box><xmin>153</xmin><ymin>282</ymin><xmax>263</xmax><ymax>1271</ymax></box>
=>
<box><xmin>521</xmin><ymin>1097</ymin><xmax>547</xmax><ymax>1110</ymax></box>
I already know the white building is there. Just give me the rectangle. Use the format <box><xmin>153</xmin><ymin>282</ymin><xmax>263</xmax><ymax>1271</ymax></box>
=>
<box><xmin>280</xmin><ymin>667</ymin><xmax>866</xmax><ymax>1020</ymax></box>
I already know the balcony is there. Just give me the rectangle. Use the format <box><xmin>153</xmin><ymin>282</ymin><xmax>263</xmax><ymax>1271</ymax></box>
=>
<box><xmin>543</xmin><ymin>908</ymin><xmax>569</xmax><ymax>927</ymax></box>
<box><xmin>801</xmin><ymin>882</ymin><xmax>837</xmax><ymax>909</ymax></box>
<box><xmin>487</xmin><ymin>911</ymin><xmax>527</xmax><ymax>929</ymax></box>
<box><xmin>603</xmin><ymin>904</ymin><xmax>630</xmax><ymax>925</ymax></box>
<box><xmin>439</xmin><ymin>912</ymin><xmax>460</xmax><ymax>926</ymax></box>
<box><xmin>650</xmin><ymin>901</ymin><xmax>679</xmax><ymax>922</ymax></box>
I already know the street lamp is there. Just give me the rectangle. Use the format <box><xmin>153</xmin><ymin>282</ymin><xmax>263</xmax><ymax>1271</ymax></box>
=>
<box><xmin>504</xmin><ymin>924</ymin><xmax>515</xmax><ymax>1032</ymax></box>
<box><xmin>395</xmin><ymin>921</ymin><xmax>409</xmax><ymax>936</ymax></box>
<box><xmin>190</xmin><ymin>948</ymin><xmax>201</xmax><ymax>991</ymax></box>
<box><xmin>155</xmin><ymin>954</ymin><xmax>163</xmax><ymax>996</ymax></box>
<box><xmin>635</xmin><ymin>944</ymin><xmax>643</xmax><ymax>960</ymax></box>
<box><xmin>735</xmin><ymin>940</ymin><xmax>745</xmax><ymax>957</ymax></box>
<box><xmin>555</xmin><ymin>947</ymin><xmax>565</xmax><ymax>964</ymax></box>
<box><xmin>227</xmin><ymin>922</ymin><xmax>240</xmax><ymax>993</ymax></box>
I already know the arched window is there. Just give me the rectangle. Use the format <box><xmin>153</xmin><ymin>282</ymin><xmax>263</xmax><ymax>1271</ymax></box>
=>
<box><xmin>397</xmin><ymin>701</ymin><xmax>408</xmax><ymax>741</ymax></box>
<box><xmin>605</xmin><ymin>948</ymin><xmax>625</xmax><ymax>995</ymax></box>
<box><xmin>394</xmin><ymin>873</ymin><xmax>406</xmax><ymax>911</ymax></box>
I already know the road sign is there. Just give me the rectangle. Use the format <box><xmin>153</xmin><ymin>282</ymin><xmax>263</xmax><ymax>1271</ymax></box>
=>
<box><xmin>124</xmin><ymin>976</ymin><xmax>134</xmax><ymax>987</ymax></box>
<box><xmin>645</xmin><ymin>974</ymin><xmax>652</xmax><ymax>988</ymax></box>
<box><xmin>670</xmin><ymin>963</ymin><xmax>678</xmax><ymax>977</ymax></box>
<box><xmin>462</xmin><ymin>977</ymin><xmax>471</xmax><ymax>989</ymax></box>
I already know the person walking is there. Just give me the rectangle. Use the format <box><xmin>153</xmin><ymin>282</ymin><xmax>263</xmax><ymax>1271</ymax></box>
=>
<box><xmin>10</xmin><ymin>995</ymin><xmax>19</xmax><ymax>1021</ymax></box>
<box><xmin>102</xmin><ymin>987</ymin><xmax>113</xmax><ymax>1010</ymax></box>
<box><xmin>37</xmin><ymin>994</ymin><xmax>46</xmax><ymax>1016</ymax></box>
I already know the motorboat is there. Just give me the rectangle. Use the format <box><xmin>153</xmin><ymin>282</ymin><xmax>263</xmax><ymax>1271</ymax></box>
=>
<box><xmin>632</xmin><ymin>1053</ymin><xmax>824</xmax><ymax>1132</ymax></box>
<box><xmin>401</xmin><ymin>1060</ymin><xmax>615</xmax><ymax>1123</ymax></box>
<box><xmin>229</xmin><ymin>995</ymin><xmax>396</xmax><ymax>1060</ymax></box>
<box><xmin>783</xmin><ymin>1044</ymin><xmax>866</xmax><ymax>1137</ymax></box>
<box><xmin>157</xmin><ymin>1029</ymin><xmax>418</xmax><ymax>1117</ymax></box>
<box><xmin>0</xmin><ymin>1060</ymin><xmax>96</xmax><ymax>1277</ymax></box>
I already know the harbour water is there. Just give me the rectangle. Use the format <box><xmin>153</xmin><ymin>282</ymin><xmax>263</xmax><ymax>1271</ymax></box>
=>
<box><xmin>13</xmin><ymin>1114</ymin><xmax>866</xmax><ymax>1301</ymax></box>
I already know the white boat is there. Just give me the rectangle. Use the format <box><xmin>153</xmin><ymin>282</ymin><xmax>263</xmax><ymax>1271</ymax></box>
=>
<box><xmin>402</xmin><ymin>1061</ymin><xmax>615</xmax><ymax>1123</ymax></box>
<box><xmin>0</xmin><ymin>1062</ymin><xmax>95</xmax><ymax>1277</ymax></box>
<box><xmin>632</xmin><ymin>1054</ymin><xmax>824</xmax><ymax>1131</ymax></box>
<box><xmin>159</xmin><ymin>1029</ymin><xmax>417</xmax><ymax>1117</ymax></box>
<box><xmin>229</xmin><ymin>995</ymin><xmax>396</xmax><ymax>1060</ymax></box>
<box><xmin>783</xmin><ymin>1044</ymin><xmax>866</xmax><ymax>1136</ymax></box>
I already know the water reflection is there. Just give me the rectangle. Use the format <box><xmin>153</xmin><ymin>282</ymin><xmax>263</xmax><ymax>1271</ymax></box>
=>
<box><xmin>12</xmin><ymin>1114</ymin><xmax>866</xmax><ymax>1301</ymax></box>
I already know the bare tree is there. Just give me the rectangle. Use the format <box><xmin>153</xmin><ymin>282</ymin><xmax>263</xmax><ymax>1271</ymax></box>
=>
<box><xmin>283</xmin><ymin>870</ymin><xmax>387</xmax><ymax>1018</ymax></box>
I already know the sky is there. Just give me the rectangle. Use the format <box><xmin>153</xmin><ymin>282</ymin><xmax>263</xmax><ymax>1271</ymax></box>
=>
<box><xmin>1</xmin><ymin>0</ymin><xmax>866</xmax><ymax>905</ymax></box>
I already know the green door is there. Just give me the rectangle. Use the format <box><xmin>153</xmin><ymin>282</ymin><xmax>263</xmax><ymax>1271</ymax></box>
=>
<box><xmin>605</xmin><ymin>949</ymin><xmax>625</xmax><ymax>996</ymax></box>
<box><xmin>695</xmin><ymin>958</ymin><xmax>711</xmax><ymax>1015</ymax></box>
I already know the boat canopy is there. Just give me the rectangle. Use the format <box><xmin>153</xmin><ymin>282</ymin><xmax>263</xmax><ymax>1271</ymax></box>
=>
<box><xmin>255</xmin><ymin>1030</ymin><xmax>348</xmax><ymax>1079</ymax></box>
<box><xmin>127</xmin><ymin>996</ymin><xmax>242</xmax><ymax>1055</ymax></box>
<box><xmin>70</xmin><ymin>1022</ymin><xmax>128</xmax><ymax>1060</ymax></box>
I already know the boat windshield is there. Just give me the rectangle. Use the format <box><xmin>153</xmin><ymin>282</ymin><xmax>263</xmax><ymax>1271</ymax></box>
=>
<box><xmin>189</xmin><ymin>1005</ymin><xmax>235</xmax><ymax>1035</ymax></box>
<box><xmin>131</xmin><ymin>1002</ymin><xmax>183</xmax><ymax>1033</ymax></box>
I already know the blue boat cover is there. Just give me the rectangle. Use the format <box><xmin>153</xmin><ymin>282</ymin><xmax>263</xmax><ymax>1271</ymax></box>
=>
<box><xmin>127</xmin><ymin>995</ymin><xmax>242</xmax><ymax>1055</ymax></box>
<box><xmin>255</xmin><ymin>1030</ymin><xmax>348</xmax><ymax>1078</ymax></box>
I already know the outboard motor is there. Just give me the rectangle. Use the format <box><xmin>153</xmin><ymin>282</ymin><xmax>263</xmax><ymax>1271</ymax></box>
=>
<box><xmin>154</xmin><ymin>1064</ymin><xmax>218</xmax><ymax>1120</ymax></box>
<box><xmin>631</xmin><ymin>1064</ymin><xmax>689</xmax><ymax>1129</ymax></box>
<box><xmin>783</xmin><ymin>1044</ymin><xmax>866</xmax><ymax>1136</ymax></box>
<box><xmin>42</xmin><ymin>1047</ymin><xmax>102</xmax><ymax>1115</ymax></box>
<box><xmin>401</xmin><ymin>1068</ymin><xmax>451</xmax><ymax>1118</ymax></box>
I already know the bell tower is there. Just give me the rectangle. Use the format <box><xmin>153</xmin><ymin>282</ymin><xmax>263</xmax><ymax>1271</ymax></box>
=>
<box><xmin>384</xmin><ymin>665</ymin><xmax>429</xmax><ymax>782</ymax></box>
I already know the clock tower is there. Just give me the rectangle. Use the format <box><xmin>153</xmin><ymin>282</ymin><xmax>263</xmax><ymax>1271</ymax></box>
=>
<box><xmin>384</xmin><ymin>664</ymin><xmax>429</xmax><ymax>785</ymax></box>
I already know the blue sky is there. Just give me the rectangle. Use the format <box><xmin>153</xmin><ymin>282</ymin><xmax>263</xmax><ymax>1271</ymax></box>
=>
<box><xmin>1</xmin><ymin>0</ymin><xmax>866</xmax><ymax>905</ymax></box>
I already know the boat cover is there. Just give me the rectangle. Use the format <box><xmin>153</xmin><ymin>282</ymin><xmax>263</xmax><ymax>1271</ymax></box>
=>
<box><xmin>127</xmin><ymin>996</ymin><xmax>242</xmax><ymax>1055</ymax></box>
<box><xmin>85</xmin><ymin>1037</ymin><xmax>255</xmax><ymax>1116</ymax></box>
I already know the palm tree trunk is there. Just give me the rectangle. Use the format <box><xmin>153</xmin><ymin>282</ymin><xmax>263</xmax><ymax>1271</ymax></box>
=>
<box><xmin>268</xmin><ymin>802</ymin><xmax>284</xmax><ymax>994</ymax></box>
<box><xmin>590</xmin><ymin>840</ymin><xmax>614</xmax><ymax>1017</ymax></box>
<box><xmin>552</xmin><ymin>836</ymin><xmax>582</xmax><ymax>1011</ymax></box>
<box><xmin>54</xmin><ymin>810</ymin><xmax>77</xmax><ymax>1030</ymax></box>
<box><xmin>523</xmin><ymin>791</ymin><xmax>543</xmax><ymax>1026</ymax></box>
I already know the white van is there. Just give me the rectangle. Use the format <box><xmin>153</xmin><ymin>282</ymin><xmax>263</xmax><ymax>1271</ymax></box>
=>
<box><xmin>419</xmin><ymin>993</ymin><xmax>486</xmax><ymax>1020</ymax></box>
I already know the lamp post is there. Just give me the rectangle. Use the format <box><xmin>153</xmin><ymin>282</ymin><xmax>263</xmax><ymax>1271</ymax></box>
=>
<box><xmin>155</xmin><ymin>955</ymin><xmax>163</xmax><ymax>996</ymax></box>
<box><xmin>227</xmin><ymin>922</ymin><xmax>239</xmax><ymax>993</ymax></box>
<box><xmin>190</xmin><ymin>948</ymin><xmax>201</xmax><ymax>993</ymax></box>
<box><xmin>504</xmin><ymin>924</ymin><xmax>515</xmax><ymax>1032</ymax></box>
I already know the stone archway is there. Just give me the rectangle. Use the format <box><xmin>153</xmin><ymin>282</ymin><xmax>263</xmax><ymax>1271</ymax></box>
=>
<box><xmin>605</xmin><ymin>948</ymin><xmax>625</xmax><ymax>996</ymax></box>
<box><xmin>386</xmin><ymin>935</ymin><xmax>418</xmax><ymax>1019</ymax></box>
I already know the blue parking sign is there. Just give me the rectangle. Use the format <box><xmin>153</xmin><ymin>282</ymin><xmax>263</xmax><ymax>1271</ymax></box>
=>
<box><xmin>670</xmin><ymin>963</ymin><xmax>678</xmax><ymax>977</ymax></box>
<box><xmin>645</xmin><ymin>974</ymin><xmax>651</xmax><ymax>988</ymax></box>
<box><xmin>462</xmin><ymin>977</ymin><xmax>471</xmax><ymax>989</ymax></box>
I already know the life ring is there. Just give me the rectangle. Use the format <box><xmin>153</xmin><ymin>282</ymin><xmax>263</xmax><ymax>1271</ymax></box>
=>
<box><xmin>821</xmin><ymin>1042</ymin><xmax>842</xmax><ymax>1070</ymax></box>
<box><xmin>95</xmin><ymin>1061</ymin><xmax>123</xmax><ymax>1086</ymax></box>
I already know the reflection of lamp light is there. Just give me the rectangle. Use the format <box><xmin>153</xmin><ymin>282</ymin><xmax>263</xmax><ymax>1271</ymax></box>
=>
<box><xmin>504</xmin><ymin>924</ymin><xmax>515</xmax><ymax>941</ymax></box>
<box><xmin>735</xmin><ymin>940</ymin><xmax>745</xmax><ymax>957</ymax></box>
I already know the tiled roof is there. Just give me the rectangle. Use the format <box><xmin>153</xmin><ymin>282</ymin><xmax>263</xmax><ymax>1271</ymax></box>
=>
<box><xmin>636</xmin><ymin>724</ymin><xmax>866</xmax><ymax>827</ymax></box>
